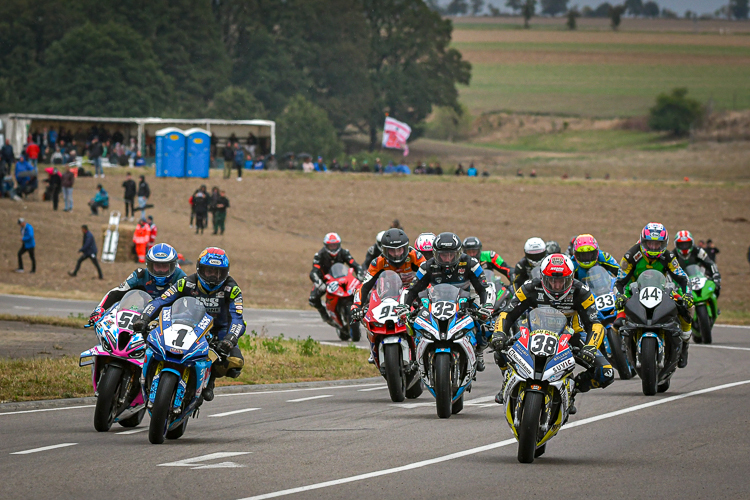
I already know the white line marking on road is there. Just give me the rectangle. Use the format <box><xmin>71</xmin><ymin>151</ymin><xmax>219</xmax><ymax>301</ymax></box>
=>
<box><xmin>390</xmin><ymin>402</ymin><xmax>433</xmax><ymax>409</ymax></box>
<box><xmin>0</xmin><ymin>405</ymin><xmax>95</xmax><ymax>416</ymax></box>
<box><xmin>238</xmin><ymin>378</ymin><xmax>750</xmax><ymax>500</ymax></box>
<box><xmin>464</xmin><ymin>395</ymin><xmax>496</xmax><ymax>405</ymax></box>
<box><xmin>714</xmin><ymin>324</ymin><xmax>750</xmax><ymax>330</ymax></box>
<box><xmin>159</xmin><ymin>452</ymin><xmax>252</xmax><ymax>469</ymax></box>
<box><xmin>12</xmin><ymin>306</ymin><xmax>32</xmax><ymax>310</ymax></box>
<box><xmin>287</xmin><ymin>395</ymin><xmax>333</xmax><ymax>403</ymax></box>
<box><xmin>318</xmin><ymin>341</ymin><xmax>369</xmax><ymax>350</ymax></box>
<box><xmin>117</xmin><ymin>428</ymin><xmax>147</xmax><ymax>435</ymax></box>
<box><xmin>358</xmin><ymin>386</ymin><xmax>387</xmax><ymax>392</ymax></box>
<box><xmin>692</xmin><ymin>344</ymin><xmax>750</xmax><ymax>352</ymax></box>
<box><xmin>209</xmin><ymin>408</ymin><xmax>261</xmax><ymax>418</ymax></box>
<box><xmin>216</xmin><ymin>383</ymin><xmax>382</xmax><ymax>398</ymax></box>
<box><xmin>11</xmin><ymin>443</ymin><xmax>77</xmax><ymax>455</ymax></box>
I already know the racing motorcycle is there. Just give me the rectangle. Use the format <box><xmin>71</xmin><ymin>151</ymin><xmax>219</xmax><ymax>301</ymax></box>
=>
<box><xmin>483</xmin><ymin>270</ymin><xmax>513</xmax><ymax>315</ymax></box>
<box><xmin>581</xmin><ymin>266</ymin><xmax>632</xmax><ymax>379</ymax></box>
<box><xmin>141</xmin><ymin>297</ymin><xmax>216</xmax><ymax>444</ymax></box>
<box><xmin>80</xmin><ymin>289</ymin><xmax>150</xmax><ymax>432</ymax></box>
<box><xmin>411</xmin><ymin>284</ymin><xmax>479</xmax><ymax>418</ymax></box>
<box><xmin>498</xmin><ymin>307</ymin><xmax>578</xmax><ymax>463</ymax></box>
<box><xmin>619</xmin><ymin>270</ymin><xmax>683</xmax><ymax>396</ymax></box>
<box><xmin>325</xmin><ymin>263</ymin><xmax>362</xmax><ymax>341</ymax></box>
<box><xmin>685</xmin><ymin>265</ymin><xmax>718</xmax><ymax>345</ymax></box>
<box><xmin>362</xmin><ymin>270</ymin><xmax>422</xmax><ymax>402</ymax></box>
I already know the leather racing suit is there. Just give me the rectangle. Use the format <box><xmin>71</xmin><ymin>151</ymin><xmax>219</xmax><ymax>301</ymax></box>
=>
<box><xmin>354</xmin><ymin>248</ymin><xmax>425</xmax><ymax>309</ymax></box>
<box><xmin>309</xmin><ymin>247</ymin><xmax>362</xmax><ymax>324</ymax></box>
<box><xmin>676</xmin><ymin>247</ymin><xmax>721</xmax><ymax>298</ymax></box>
<box><xmin>95</xmin><ymin>267</ymin><xmax>187</xmax><ymax>313</ymax></box>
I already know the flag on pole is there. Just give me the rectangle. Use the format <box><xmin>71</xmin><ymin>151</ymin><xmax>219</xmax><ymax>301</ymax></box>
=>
<box><xmin>382</xmin><ymin>116</ymin><xmax>412</xmax><ymax>156</ymax></box>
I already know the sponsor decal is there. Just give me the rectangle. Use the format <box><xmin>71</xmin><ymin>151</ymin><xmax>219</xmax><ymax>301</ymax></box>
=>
<box><xmin>209</xmin><ymin>259</ymin><xmax>222</xmax><ymax>265</ymax></box>
<box><xmin>549</xmin><ymin>256</ymin><xmax>565</xmax><ymax>266</ymax></box>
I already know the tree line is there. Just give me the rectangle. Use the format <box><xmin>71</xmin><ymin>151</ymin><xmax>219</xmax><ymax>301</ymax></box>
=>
<box><xmin>0</xmin><ymin>0</ymin><xmax>471</xmax><ymax>153</ymax></box>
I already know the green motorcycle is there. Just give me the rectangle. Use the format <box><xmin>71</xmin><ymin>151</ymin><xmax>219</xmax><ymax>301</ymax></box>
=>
<box><xmin>685</xmin><ymin>264</ymin><xmax>718</xmax><ymax>344</ymax></box>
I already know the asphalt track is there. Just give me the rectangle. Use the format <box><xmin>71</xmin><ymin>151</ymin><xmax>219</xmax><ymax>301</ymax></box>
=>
<box><xmin>1</xmin><ymin>293</ymin><xmax>749</xmax><ymax>499</ymax></box>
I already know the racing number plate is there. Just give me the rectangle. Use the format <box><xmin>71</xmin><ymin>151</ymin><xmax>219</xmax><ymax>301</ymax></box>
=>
<box><xmin>595</xmin><ymin>293</ymin><xmax>615</xmax><ymax>311</ymax></box>
<box><xmin>639</xmin><ymin>286</ymin><xmax>663</xmax><ymax>309</ymax></box>
<box><xmin>431</xmin><ymin>301</ymin><xmax>456</xmax><ymax>320</ymax></box>
<box><xmin>163</xmin><ymin>326</ymin><xmax>198</xmax><ymax>350</ymax></box>
<box><xmin>529</xmin><ymin>333</ymin><xmax>558</xmax><ymax>357</ymax></box>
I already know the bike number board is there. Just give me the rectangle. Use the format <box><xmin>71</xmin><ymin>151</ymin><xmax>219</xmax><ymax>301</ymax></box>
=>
<box><xmin>163</xmin><ymin>325</ymin><xmax>198</xmax><ymax>350</ymax></box>
<box><xmin>595</xmin><ymin>293</ymin><xmax>615</xmax><ymax>311</ymax></box>
<box><xmin>116</xmin><ymin>310</ymin><xmax>138</xmax><ymax>332</ymax></box>
<box><xmin>690</xmin><ymin>277</ymin><xmax>706</xmax><ymax>290</ymax></box>
<box><xmin>431</xmin><ymin>301</ymin><xmax>456</xmax><ymax>320</ymax></box>
<box><xmin>529</xmin><ymin>333</ymin><xmax>558</xmax><ymax>357</ymax></box>
<box><xmin>372</xmin><ymin>299</ymin><xmax>399</xmax><ymax>322</ymax></box>
<box><xmin>327</xmin><ymin>282</ymin><xmax>340</xmax><ymax>294</ymax></box>
<box><xmin>639</xmin><ymin>287</ymin><xmax>663</xmax><ymax>309</ymax></box>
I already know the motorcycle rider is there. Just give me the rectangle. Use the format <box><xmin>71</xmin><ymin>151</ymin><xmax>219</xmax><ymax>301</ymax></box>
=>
<box><xmin>133</xmin><ymin>247</ymin><xmax>245</xmax><ymax>402</ymax></box>
<box><xmin>614</xmin><ymin>223</ymin><xmax>693</xmax><ymax>368</ymax></box>
<box><xmin>674</xmin><ymin>230</ymin><xmax>721</xmax><ymax>298</ymax></box>
<box><xmin>463</xmin><ymin>236</ymin><xmax>514</xmax><ymax>284</ymax></box>
<box><xmin>87</xmin><ymin>243</ymin><xmax>186</xmax><ymax>325</ymax></box>
<box><xmin>309</xmin><ymin>233</ymin><xmax>363</xmax><ymax>327</ymax></box>
<box><xmin>491</xmin><ymin>254</ymin><xmax>614</xmax><ymax>406</ymax></box>
<box><xmin>512</xmin><ymin>237</ymin><xmax>547</xmax><ymax>290</ymax></box>
<box><xmin>398</xmin><ymin>232</ymin><xmax>493</xmax><ymax>371</ymax></box>
<box><xmin>570</xmin><ymin>234</ymin><xmax>620</xmax><ymax>280</ymax></box>
<box><xmin>414</xmin><ymin>232</ymin><xmax>436</xmax><ymax>261</ymax></box>
<box><xmin>363</xmin><ymin>231</ymin><xmax>385</xmax><ymax>270</ymax></box>
<box><xmin>545</xmin><ymin>240</ymin><xmax>562</xmax><ymax>255</ymax></box>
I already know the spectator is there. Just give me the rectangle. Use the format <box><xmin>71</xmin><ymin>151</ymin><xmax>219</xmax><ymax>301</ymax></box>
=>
<box><xmin>189</xmin><ymin>187</ymin><xmax>198</xmax><ymax>228</ymax></box>
<box><xmin>265</xmin><ymin>154</ymin><xmax>278</xmax><ymax>171</ymax></box>
<box><xmin>434</xmin><ymin>163</ymin><xmax>443</xmax><ymax>175</ymax></box>
<box><xmin>48</xmin><ymin>128</ymin><xmax>57</xmax><ymax>149</ymax></box>
<box><xmin>134</xmin><ymin>150</ymin><xmax>146</xmax><ymax>167</ymax></box>
<box><xmin>254</xmin><ymin>155</ymin><xmax>265</xmax><ymax>170</ymax></box>
<box><xmin>132</xmin><ymin>219</ymin><xmax>150</xmax><ymax>263</ymax></box>
<box><xmin>193</xmin><ymin>185</ymin><xmax>209</xmax><ymax>234</ymax></box>
<box><xmin>481</xmin><ymin>170</ymin><xmax>490</xmax><ymax>177</ymax></box>
<box><xmin>517</xmin><ymin>168</ymin><xmax>524</xmax><ymax>177</ymax></box>
<box><xmin>1</xmin><ymin>139</ymin><xmax>15</xmax><ymax>174</ymax></box>
<box><xmin>15</xmin><ymin>155</ymin><xmax>38</xmax><ymax>198</ymax></box>
<box><xmin>233</xmin><ymin>141</ymin><xmax>244</xmax><ymax>181</ymax></box>
<box><xmin>330</xmin><ymin>159</ymin><xmax>341</xmax><ymax>172</ymax></box>
<box><xmin>137</xmin><ymin>175</ymin><xmax>150</xmax><ymax>218</ymax></box>
<box><xmin>706</xmin><ymin>239</ymin><xmax>719</xmax><ymax>262</ymax></box>
<box><xmin>414</xmin><ymin>163</ymin><xmax>426</xmax><ymax>175</ymax></box>
<box><xmin>391</xmin><ymin>219</ymin><xmax>403</xmax><ymax>230</ymax></box>
<box><xmin>529</xmin><ymin>169</ymin><xmax>537</xmax><ymax>178</ymax></box>
<box><xmin>16</xmin><ymin>218</ymin><xmax>36</xmax><ymax>273</ymax></box>
<box><xmin>314</xmin><ymin>156</ymin><xmax>326</xmax><ymax>172</ymax></box>
<box><xmin>46</xmin><ymin>167</ymin><xmax>62</xmax><ymax>210</ymax></box>
<box><xmin>69</xmin><ymin>225</ymin><xmax>103</xmax><ymax>279</ymax></box>
<box><xmin>209</xmin><ymin>186</ymin><xmax>219</xmax><ymax>227</ymax></box>
<box><xmin>222</xmin><ymin>142</ymin><xmax>234</xmax><ymax>179</ymax></box>
<box><xmin>89</xmin><ymin>184</ymin><xmax>109</xmax><ymax>215</ymax></box>
<box><xmin>25</xmin><ymin>140</ymin><xmax>40</xmax><ymax>168</ymax></box>
<box><xmin>455</xmin><ymin>163</ymin><xmax>465</xmax><ymax>176</ymax></box>
<box><xmin>50</xmin><ymin>146</ymin><xmax>64</xmax><ymax>165</ymax></box>
<box><xmin>360</xmin><ymin>160</ymin><xmax>371</xmax><ymax>173</ymax></box>
<box><xmin>89</xmin><ymin>136</ymin><xmax>103</xmax><ymax>178</ymax></box>
<box><xmin>147</xmin><ymin>215</ymin><xmax>157</xmax><ymax>251</ymax></box>
<box><xmin>467</xmin><ymin>164</ymin><xmax>478</xmax><ymax>177</ymax></box>
<box><xmin>374</xmin><ymin>157</ymin><xmax>383</xmax><ymax>174</ymax></box>
<box><xmin>213</xmin><ymin>189</ymin><xmax>230</xmax><ymax>235</ymax></box>
<box><xmin>698</xmin><ymin>240</ymin><xmax>706</xmax><ymax>249</ymax></box>
<box><xmin>61</xmin><ymin>166</ymin><xmax>75</xmax><ymax>212</ymax></box>
<box><xmin>122</xmin><ymin>172</ymin><xmax>136</xmax><ymax>221</ymax></box>
<box><xmin>384</xmin><ymin>161</ymin><xmax>396</xmax><ymax>174</ymax></box>
<box><xmin>302</xmin><ymin>157</ymin><xmax>315</xmax><ymax>173</ymax></box>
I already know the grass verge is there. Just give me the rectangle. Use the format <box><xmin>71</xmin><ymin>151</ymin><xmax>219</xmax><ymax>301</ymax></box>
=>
<box><xmin>472</xmin><ymin>129</ymin><xmax>686</xmax><ymax>153</ymax></box>
<box><xmin>0</xmin><ymin>313</ymin><xmax>87</xmax><ymax>329</ymax></box>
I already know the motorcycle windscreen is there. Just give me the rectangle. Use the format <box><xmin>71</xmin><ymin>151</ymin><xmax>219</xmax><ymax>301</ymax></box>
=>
<box><xmin>428</xmin><ymin>283</ymin><xmax>461</xmax><ymax>303</ymax></box>
<box><xmin>119</xmin><ymin>289</ymin><xmax>152</xmax><ymax>314</ymax></box>
<box><xmin>375</xmin><ymin>270</ymin><xmax>403</xmax><ymax>300</ymax></box>
<box><xmin>581</xmin><ymin>266</ymin><xmax>612</xmax><ymax>297</ymax></box>
<box><xmin>684</xmin><ymin>265</ymin><xmax>705</xmax><ymax>279</ymax></box>
<box><xmin>528</xmin><ymin>307</ymin><xmax>567</xmax><ymax>334</ymax></box>
<box><xmin>330</xmin><ymin>263</ymin><xmax>349</xmax><ymax>279</ymax></box>
<box><xmin>171</xmin><ymin>297</ymin><xmax>207</xmax><ymax>327</ymax></box>
<box><xmin>636</xmin><ymin>269</ymin><xmax>667</xmax><ymax>290</ymax></box>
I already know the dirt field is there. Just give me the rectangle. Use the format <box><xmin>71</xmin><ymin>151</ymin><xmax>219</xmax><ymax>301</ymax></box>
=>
<box><xmin>1</xmin><ymin>170</ymin><xmax>748</xmax><ymax>319</ymax></box>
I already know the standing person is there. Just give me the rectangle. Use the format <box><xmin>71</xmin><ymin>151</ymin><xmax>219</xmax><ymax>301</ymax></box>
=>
<box><xmin>61</xmin><ymin>166</ymin><xmax>75</xmax><ymax>211</ymax></box>
<box><xmin>222</xmin><ymin>142</ymin><xmax>234</xmax><ymax>179</ymax></box>
<box><xmin>137</xmin><ymin>175</ymin><xmax>150</xmax><ymax>218</ymax></box>
<box><xmin>89</xmin><ymin>137</ymin><xmax>103</xmax><ymax>178</ymax></box>
<box><xmin>213</xmin><ymin>189</ymin><xmax>229</xmax><ymax>235</ymax></box>
<box><xmin>69</xmin><ymin>225</ymin><xmax>103</xmax><ymax>279</ymax></box>
<box><xmin>146</xmin><ymin>215</ymin><xmax>157</xmax><ymax>251</ymax></box>
<box><xmin>89</xmin><ymin>184</ymin><xmax>109</xmax><ymax>215</ymax></box>
<box><xmin>1</xmin><ymin>139</ymin><xmax>14</xmax><ymax>175</ymax></box>
<box><xmin>209</xmin><ymin>186</ymin><xmax>219</xmax><ymax>229</ymax></box>
<box><xmin>705</xmin><ymin>239</ymin><xmax>719</xmax><ymax>263</ymax></box>
<box><xmin>192</xmin><ymin>185</ymin><xmax>209</xmax><ymax>234</ymax></box>
<box><xmin>233</xmin><ymin>142</ymin><xmax>244</xmax><ymax>181</ymax></box>
<box><xmin>16</xmin><ymin>219</ymin><xmax>36</xmax><ymax>273</ymax></box>
<box><xmin>122</xmin><ymin>172</ymin><xmax>136</xmax><ymax>221</ymax></box>
<box><xmin>25</xmin><ymin>140</ymin><xmax>40</xmax><ymax>169</ymax></box>
<box><xmin>46</xmin><ymin>167</ymin><xmax>62</xmax><ymax>210</ymax></box>
<box><xmin>132</xmin><ymin>219</ymin><xmax>150</xmax><ymax>263</ymax></box>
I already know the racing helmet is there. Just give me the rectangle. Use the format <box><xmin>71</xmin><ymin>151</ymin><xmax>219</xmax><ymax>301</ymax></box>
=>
<box><xmin>462</xmin><ymin>236</ymin><xmax>482</xmax><ymax>260</ymax></box>
<box><xmin>146</xmin><ymin>243</ymin><xmax>178</xmax><ymax>286</ymax></box>
<box><xmin>414</xmin><ymin>232</ymin><xmax>436</xmax><ymax>261</ymax></box>
<box><xmin>573</xmin><ymin>234</ymin><xmax>599</xmax><ymax>270</ymax></box>
<box><xmin>540</xmin><ymin>254</ymin><xmax>574</xmax><ymax>301</ymax></box>
<box><xmin>674</xmin><ymin>230</ymin><xmax>694</xmax><ymax>258</ymax></box>
<box><xmin>323</xmin><ymin>233</ymin><xmax>342</xmax><ymax>256</ymax></box>
<box><xmin>375</xmin><ymin>230</ymin><xmax>386</xmax><ymax>252</ymax></box>
<box><xmin>546</xmin><ymin>240</ymin><xmax>561</xmax><ymax>254</ymax></box>
<box><xmin>197</xmin><ymin>247</ymin><xmax>230</xmax><ymax>293</ymax></box>
<box><xmin>433</xmin><ymin>232</ymin><xmax>462</xmax><ymax>272</ymax></box>
<box><xmin>640</xmin><ymin>223</ymin><xmax>669</xmax><ymax>260</ymax></box>
<box><xmin>381</xmin><ymin>228</ymin><xmax>409</xmax><ymax>266</ymax></box>
<box><xmin>524</xmin><ymin>237</ymin><xmax>547</xmax><ymax>268</ymax></box>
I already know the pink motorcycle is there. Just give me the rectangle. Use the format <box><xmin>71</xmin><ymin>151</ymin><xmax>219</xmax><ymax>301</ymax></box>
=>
<box><xmin>79</xmin><ymin>290</ymin><xmax>150</xmax><ymax>431</ymax></box>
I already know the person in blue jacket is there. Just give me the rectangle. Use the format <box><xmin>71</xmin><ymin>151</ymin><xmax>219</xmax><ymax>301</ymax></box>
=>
<box><xmin>68</xmin><ymin>225</ymin><xmax>103</xmax><ymax>279</ymax></box>
<box><xmin>569</xmin><ymin>234</ymin><xmax>620</xmax><ymax>280</ymax></box>
<box><xmin>16</xmin><ymin>218</ymin><xmax>36</xmax><ymax>273</ymax></box>
<box><xmin>89</xmin><ymin>184</ymin><xmax>109</xmax><ymax>215</ymax></box>
<box><xmin>15</xmin><ymin>155</ymin><xmax>38</xmax><ymax>197</ymax></box>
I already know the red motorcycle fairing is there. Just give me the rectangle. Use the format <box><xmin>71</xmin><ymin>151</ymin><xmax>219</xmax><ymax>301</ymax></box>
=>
<box><xmin>323</xmin><ymin>266</ymin><xmax>361</xmax><ymax>328</ymax></box>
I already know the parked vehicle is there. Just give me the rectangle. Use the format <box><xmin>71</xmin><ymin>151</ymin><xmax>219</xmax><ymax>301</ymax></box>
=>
<box><xmin>324</xmin><ymin>263</ymin><xmax>362</xmax><ymax>341</ymax></box>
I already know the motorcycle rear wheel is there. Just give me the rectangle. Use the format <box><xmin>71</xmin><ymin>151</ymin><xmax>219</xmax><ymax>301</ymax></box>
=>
<box><xmin>517</xmin><ymin>391</ymin><xmax>545</xmax><ymax>464</ymax></box>
<box><xmin>696</xmin><ymin>304</ymin><xmax>712</xmax><ymax>345</ymax></box>
<box><xmin>94</xmin><ymin>365</ymin><xmax>122</xmax><ymax>432</ymax></box>
<box><xmin>607</xmin><ymin>329</ymin><xmax>631</xmax><ymax>380</ymax></box>
<box><xmin>384</xmin><ymin>343</ymin><xmax>405</xmax><ymax>402</ymax></box>
<box><xmin>434</xmin><ymin>353</ymin><xmax>452</xmax><ymax>419</ymax></box>
<box><xmin>640</xmin><ymin>337</ymin><xmax>658</xmax><ymax>396</ymax></box>
<box><xmin>148</xmin><ymin>372</ymin><xmax>179</xmax><ymax>445</ymax></box>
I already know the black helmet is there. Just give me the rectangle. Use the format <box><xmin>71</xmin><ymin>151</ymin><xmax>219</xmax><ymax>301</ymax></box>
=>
<box><xmin>546</xmin><ymin>240</ymin><xmax>561</xmax><ymax>254</ymax></box>
<box><xmin>462</xmin><ymin>236</ymin><xmax>482</xmax><ymax>260</ymax></box>
<box><xmin>381</xmin><ymin>228</ymin><xmax>409</xmax><ymax>266</ymax></box>
<box><xmin>434</xmin><ymin>232</ymin><xmax>462</xmax><ymax>272</ymax></box>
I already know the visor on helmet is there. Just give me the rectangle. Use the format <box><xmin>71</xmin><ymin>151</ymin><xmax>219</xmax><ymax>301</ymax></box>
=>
<box><xmin>675</xmin><ymin>240</ymin><xmax>692</xmax><ymax>251</ymax></box>
<box><xmin>198</xmin><ymin>263</ymin><xmax>228</xmax><ymax>287</ymax></box>
<box><xmin>544</xmin><ymin>275</ymin><xmax>571</xmax><ymax>293</ymax></box>
<box><xmin>465</xmin><ymin>248</ymin><xmax>480</xmax><ymax>259</ymax></box>
<box><xmin>643</xmin><ymin>239</ymin><xmax>666</xmax><ymax>253</ymax></box>
<box><xmin>435</xmin><ymin>249</ymin><xmax>460</xmax><ymax>267</ymax></box>
<box><xmin>384</xmin><ymin>245</ymin><xmax>407</xmax><ymax>263</ymax></box>
<box><xmin>325</xmin><ymin>242</ymin><xmax>341</xmax><ymax>255</ymax></box>
<box><xmin>575</xmin><ymin>249</ymin><xmax>598</xmax><ymax>266</ymax></box>
<box><xmin>148</xmin><ymin>260</ymin><xmax>175</xmax><ymax>278</ymax></box>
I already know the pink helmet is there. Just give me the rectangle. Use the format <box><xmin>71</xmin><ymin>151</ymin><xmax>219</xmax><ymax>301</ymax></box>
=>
<box><xmin>414</xmin><ymin>233</ymin><xmax>435</xmax><ymax>254</ymax></box>
<box><xmin>573</xmin><ymin>234</ymin><xmax>599</xmax><ymax>270</ymax></box>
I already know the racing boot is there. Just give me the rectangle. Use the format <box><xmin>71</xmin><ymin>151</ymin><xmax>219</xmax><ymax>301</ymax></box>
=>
<box><xmin>494</xmin><ymin>368</ymin><xmax>508</xmax><ymax>404</ymax></box>
<box><xmin>202</xmin><ymin>373</ymin><xmax>216</xmax><ymax>402</ymax></box>
<box><xmin>678</xmin><ymin>340</ymin><xmax>689</xmax><ymax>369</ymax></box>
<box><xmin>476</xmin><ymin>350</ymin><xmax>485</xmax><ymax>372</ymax></box>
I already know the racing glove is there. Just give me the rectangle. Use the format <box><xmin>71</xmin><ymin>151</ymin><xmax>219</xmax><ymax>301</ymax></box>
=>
<box><xmin>681</xmin><ymin>293</ymin><xmax>694</xmax><ymax>310</ymax></box>
<box><xmin>714</xmin><ymin>277</ymin><xmax>721</xmax><ymax>297</ymax></box>
<box><xmin>88</xmin><ymin>306</ymin><xmax>104</xmax><ymax>326</ymax></box>
<box><xmin>615</xmin><ymin>293</ymin><xmax>627</xmax><ymax>312</ymax></box>
<box><xmin>351</xmin><ymin>305</ymin><xmax>364</xmax><ymax>322</ymax></box>
<box><xmin>577</xmin><ymin>344</ymin><xmax>598</xmax><ymax>368</ymax></box>
<box><xmin>490</xmin><ymin>333</ymin><xmax>512</xmax><ymax>352</ymax></box>
<box><xmin>395</xmin><ymin>304</ymin><xmax>409</xmax><ymax>322</ymax></box>
<box><xmin>132</xmin><ymin>313</ymin><xmax>150</xmax><ymax>334</ymax></box>
<box><xmin>216</xmin><ymin>334</ymin><xmax>238</xmax><ymax>358</ymax></box>
<box><xmin>478</xmin><ymin>303</ymin><xmax>493</xmax><ymax>322</ymax></box>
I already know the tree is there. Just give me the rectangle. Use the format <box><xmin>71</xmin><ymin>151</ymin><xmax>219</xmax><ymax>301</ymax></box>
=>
<box><xmin>642</xmin><ymin>1</ymin><xmax>659</xmax><ymax>18</ymax></box>
<box><xmin>624</xmin><ymin>0</ymin><xmax>643</xmax><ymax>16</ymax></box>
<box><xmin>446</xmin><ymin>0</ymin><xmax>469</xmax><ymax>15</ymax></box>
<box><xmin>425</xmin><ymin>105</ymin><xmax>473</xmax><ymax>142</ymax></box>
<box><xmin>567</xmin><ymin>7</ymin><xmax>580</xmax><ymax>29</ymax></box>
<box><xmin>489</xmin><ymin>5</ymin><xmax>502</xmax><ymax>15</ymax></box>
<box><xmin>610</xmin><ymin>5</ymin><xmax>625</xmax><ymax>29</ymax></box>
<box><xmin>27</xmin><ymin>22</ymin><xmax>170</xmax><ymax>116</ymax></box>
<box><xmin>471</xmin><ymin>0</ymin><xmax>485</xmax><ymax>15</ymax></box>
<box><xmin>592</xmin><ymin>2</ymin><xmax>612</xmax><ymax>17</ymax></box>
<box><xmin>276</xmin><ymin>95</ymin><xmax>343</xmax><ymax>159</ymax></box>
<box><xmin>522</xmin><ymin>0</ymin><xmax>537</xmax><ymax>28</ymax></box>
<box><xmin>506</xmin><ymin>0</ymin><xmax>524</xmax><ymax>14</ymax></box>
<box><xmin>207</xmin><ymin>86</ymin><xmax>266</xmax><ymax>120</ymax></box>
<box><xmin>541</xmin><ymin>0</ymin><xmax>569</xmax><ymax>16</ymax></box>
<box><xmin>661</xmin><ymin>8</ymin><xmax>678</xmax><ymax>18</ymax></box>
<box><xmin>648</xmin><ymin>88</ymin><xmax>703</xmax><ymax>136</ymax></box>
<box><xmin>731</xmin><ymin>0</ymin><xmax>750</xmax><ymax>19</ymax></box>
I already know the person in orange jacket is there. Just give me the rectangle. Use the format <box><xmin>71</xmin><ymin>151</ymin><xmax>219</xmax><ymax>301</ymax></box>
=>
<box><xmin>146</xmin><ymin>215</ymin><xmax>157</xmax><ymax>251</ymax></box>
<box><xmin>132</xmin><ymin>219</ymin><xmax>150</xmax><ymax>263</ymax></box>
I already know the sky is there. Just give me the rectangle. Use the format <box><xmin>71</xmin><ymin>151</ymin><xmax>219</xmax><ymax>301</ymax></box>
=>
<box><xmin>476</xmin><ymin>1</ymin><xmax>732</xmax><ymax>17</ymax></box>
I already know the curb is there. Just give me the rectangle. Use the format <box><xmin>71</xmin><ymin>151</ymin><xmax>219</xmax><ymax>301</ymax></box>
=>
<box><xmin>0</xmin><ymin>377</ymin><xmax>383</xmax><ymax>412</ymax></box>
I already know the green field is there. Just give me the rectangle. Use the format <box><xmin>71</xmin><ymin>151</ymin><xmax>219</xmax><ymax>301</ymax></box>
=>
<box><xmin>473</xmin><ymin>129</ymin><xmax>688</xmax><ymax>152</ymax></box>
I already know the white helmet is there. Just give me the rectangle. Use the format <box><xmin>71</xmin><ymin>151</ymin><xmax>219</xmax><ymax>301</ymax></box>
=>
<box><xmin>375</xmin><ymin>230</ymin><xmax>386</xmax><ymax>252</ymax></box>
<box><xmin>524</xmin><ymin>237</ymin><xmax>547</xmax><ymax>267</ymax></box>
<box><xmin>414</xmin><ymin>232</ymin><xmax>436</xmax><ymax>254</ymax></box>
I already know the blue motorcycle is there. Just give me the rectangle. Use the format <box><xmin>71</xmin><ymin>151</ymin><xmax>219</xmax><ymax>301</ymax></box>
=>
<box><xmin>141</xmin><ymin>297</ymin><xmax>216</xmax><ymax>444</ymax></box>
<box><xmin>411</xmin><ymin>284</ymin><xmax>479</xmax><ymax>418</ymax></box>
<box><xmin>581</xmin><ymin>266</ymin><xmax>632</xmax><ymax>380</ymax></box>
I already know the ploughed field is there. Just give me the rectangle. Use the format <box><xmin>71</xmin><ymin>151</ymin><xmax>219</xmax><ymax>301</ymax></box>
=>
<box><xmin>1</xmin><ymin>172</ymin><xmax>748</xmax><ymax>321</ymax></box>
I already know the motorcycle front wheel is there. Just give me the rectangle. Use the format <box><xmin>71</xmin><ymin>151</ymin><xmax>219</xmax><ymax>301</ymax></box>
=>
<box><xmin>148</xmin><ymin>371</ymin><xmax>179</xmax><ymax>444</ymax></box>
<box><xmin>607</xmin><ymin>329</ymin><xmax>631</xmax><ymax>380</ymax></box>
<box><xmin>94</xmin><ymin>365</ymin><xmax>123</xmax><ymax>432</ymax></box>
<box><xmin>640</xmin><ymin>336</ymin><xmax>658</xmax><ymax>396</ymax></box>
<box><xmin>384</xmin><ymin>343</ymin><xmax>405</xmax><ymax>402</ymax></box>
<box><xmin>517</xmin><ymin>390</ymin><xmax>544</xmax><ymax>464</ymax></box>
<box><xmin>434</xmin><ymin>352</ymin><xmax>452</xmax><ymax>419</ymax></box>
<box><xmin>696</xmin><ymin>304</ymin><xmax>712</xmax><ymax>345</ymax></box>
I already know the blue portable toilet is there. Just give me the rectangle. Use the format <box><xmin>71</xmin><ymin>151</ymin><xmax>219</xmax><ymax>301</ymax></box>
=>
<box><xmin>185</xmin><ymin>128</ymin><xmax>211</xmax><ymax>178</ymax></box>
<box><xmin>155</xmin><ymin>127</ymin><xmax>186</xmax><ymax>178</ymax></box>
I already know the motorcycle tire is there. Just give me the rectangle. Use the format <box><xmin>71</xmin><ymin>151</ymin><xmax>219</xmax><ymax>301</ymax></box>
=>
<box><xmin>405</xmin><ymin>379</ymin><xmax>423</xmax><ymax>400</ymax></box>
<box><xmin>384</xmin><ymin>343</ymin><xmax>405</xmax><ymax>403</ymax></box>
<box><xmin>94</xmin><ymin>365</ymin><xmax>123</xmax><ymax>432</ymax></box>
<box><xmin>451</xmin><ymin>394</ymin><xmax>464</xmax><ymax>415</ymax></box>
<box><xmin>166</xmin><ymin>418</ymin><xmax>188</xmax><ymax>440</ymax></box>
<box><xmin>657</xmin><ymin>379</ymin><xmax>670</xmax><ymax>393</ymax></box>
<box><xmin>434</xmin><ymin>353</ymin><xmax>452</xmax><ymax>419</ymax></box>
<box><xmin>118</xmin><ymin>408</ymin><xmax>146</xmax><ymax>428</ymax></box>
<box><xmin>534</xmin><ymin>444</ymin><xmax>546</xmax><ymax>458</ymax></box>
<box><xmin>517</xmin><ymin>391</ymin><xmax>545</xmax><ymax>464</ymax></box>
<box><xmin>696</xmin><ymin>304</ymin><xmax>712</xmax><ymax>345</ymax></box>
<box><xmin>640</xmin><ymin>336</ymin><xmax>658</xmax><ymax>396</ymax></box>
<box><xmin>148</xmin><ymin>371</ymin><xmax>179</xmax><ymax>445</ymax></box>
<box><xmin>349</xmin><ymin>321</ymin><xmax>361</xmax><ymax>342</ymax></box>
<box><xmin>607</xmin><ymin>329</ymin><xmax>631</xmax><ymax>380</ymax></box>
<box><xmin>336</xmin><ymin>328</ymin><xmax>350</xmax><ymax>341</ymax></box>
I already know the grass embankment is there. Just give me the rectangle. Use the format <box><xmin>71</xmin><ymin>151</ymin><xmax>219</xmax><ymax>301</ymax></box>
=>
<box><xmin>0</xmin><ymin>333</ymin><xmax>376</xmax><ymax>403</ymax></box>
<box><xmin>0</xmin><ymin>313</ymin><xmax>87</xmax><ymax>329</ymax></box>
<box><xmin>472</xmin><ymin>129</ymin><xmax>687</xmax><ymax>153</ymax></box>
